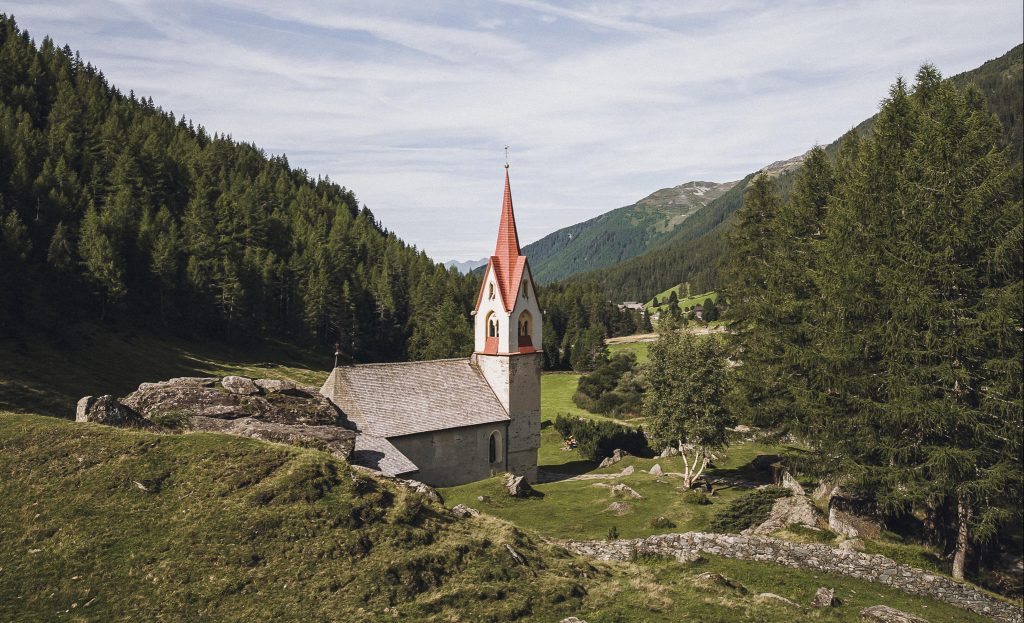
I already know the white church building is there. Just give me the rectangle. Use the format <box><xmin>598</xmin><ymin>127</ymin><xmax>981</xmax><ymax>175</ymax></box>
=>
<box><xmin>320</xmin><ymin>166</ymin><xmax>542</xmax><ymax>487</ymax></box>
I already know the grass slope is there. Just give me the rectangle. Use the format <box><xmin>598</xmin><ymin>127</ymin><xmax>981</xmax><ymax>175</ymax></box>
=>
<box><xmin>0</xmin><ymin>413</ymin><xmax>989</xmax><ymax>623</ymax></box>
<box><xmin>0</xmin><ymin>329</ymin><xmax>331</xmax><ymax>419</ymax></box>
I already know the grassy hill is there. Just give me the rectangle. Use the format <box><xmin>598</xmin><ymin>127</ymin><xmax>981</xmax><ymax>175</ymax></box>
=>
<box><xmin>0</xmin><ymin>412</ymin><xmax>992</xmax><ymax>623</ymax></box>
<box><xmin>566</xmin><ymin>43</ymin><xmax>1023</xmax><ymax>304</ymax></box>
<box><xmin>521</xmin><ymin>180</ymin><xmax>736</xmax><ymax>284</ymax></box>
<box><xmin>644</xmin><ymin>287</ymin><xmax>718</xmax><ymax>313</ymax></box>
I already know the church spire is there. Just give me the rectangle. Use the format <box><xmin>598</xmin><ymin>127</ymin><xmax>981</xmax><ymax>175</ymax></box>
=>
<box><xmin>494</xmin><ymin>166</ymin><xmax>521</xmax><ymax>260</ymax></box>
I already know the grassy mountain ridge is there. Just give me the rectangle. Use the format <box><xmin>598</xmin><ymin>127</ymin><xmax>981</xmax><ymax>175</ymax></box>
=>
<box><xmin>522</xmin><ymin>180</ymin><xmax>735</xmax><ymax>284</ymax></box>
<box><xmin>567</xmin><ymin>43</ymin><xmax>1023</xmax><ymax>302</ymax></box>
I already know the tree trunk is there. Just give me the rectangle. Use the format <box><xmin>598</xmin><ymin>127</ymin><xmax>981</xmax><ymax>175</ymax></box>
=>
<box><xmin>952</xmin><ymin>496</ymin><xmax>970</xmax><ymax>581</ymax></box>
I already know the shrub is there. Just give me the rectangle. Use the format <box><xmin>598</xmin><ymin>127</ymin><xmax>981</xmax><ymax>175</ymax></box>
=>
<box><xmin>708</xmin><ymin>487</ymin><xmax>790</xmax><ymax>533</ymax></box>
<box><xmin>572</xmin><ymin>352</ymin><xmax>644</xmax><ymax>417</ymax></box>
<box><xmin>649</xmin><ymin>516</ymin><xmax>677</xmax><ymax>529</ymax></box>
<box><xmin>553</xmin><ymin>414</ymin><xmax>650</xmax><ymax>461</ymax></box>
<box><xmin>682</xmin><ymin>491</ymin><xmax>712</xmax><ymax>506</ymax></box>
<box><xmin>607</xmin><ymin>526</ymin><xmax>619</xmax><ymax>540</ymax></box>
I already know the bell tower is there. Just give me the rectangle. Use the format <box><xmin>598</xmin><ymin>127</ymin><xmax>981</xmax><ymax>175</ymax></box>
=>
<box><xmin>472</xmin><ymin>164</ymin><xmax>542</xmax><ymax>482</ymax></box>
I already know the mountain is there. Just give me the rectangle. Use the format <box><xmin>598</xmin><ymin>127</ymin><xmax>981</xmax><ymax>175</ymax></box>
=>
<box><xmin>521</xmin><ymin>180</ymin><xmax>736</xmax><ymax>284</ymax></box>
<box><xmin>567</xmin><ymin>43</ymin><xmax>1024</xmax><ymax>302</ymax></box>
<box><xmin>0</xmin><ymin>15</ymin><xmax>479</xmax><ymax>363</ymax></box>
<box><xmin>443</xmin><ymin>257</ymin><xmax>488</xmax><ymax>274</ymax></box>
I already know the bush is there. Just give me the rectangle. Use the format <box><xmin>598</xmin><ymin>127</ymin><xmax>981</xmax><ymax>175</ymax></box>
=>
<box><xmin>649</xmin><ymin>516</ymin><xmax>676</xmax><ymax>529</ymax></box>
<box><xmin>553</xmin><ymin>414</ymin><xmax>650</xmax><ymax>461</ymax></box>
<box><xmin>572</xmin><ymin>352</ymin><xmax>644</xmax><ymax>418</ymax></box>
<box><xmin>708</xmin><ymin>487</ymin><xmax>790</xmax><ymax>533</ymax></box>
<box><xmin>682</xmin><ymin>491</ymin><xmax>712</xmax><ymax>506</ymax></box>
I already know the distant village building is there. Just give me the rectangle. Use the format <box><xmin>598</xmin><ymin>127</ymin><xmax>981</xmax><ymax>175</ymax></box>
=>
<box><xmin>617</xmin><ymin>301</ymin><xmax>646</xmax><ymax>314</ymax></box>
<box><xmin>320</xmin><ymin>167</ymin><xmax>542</xmax><ymax>487</ymax></box>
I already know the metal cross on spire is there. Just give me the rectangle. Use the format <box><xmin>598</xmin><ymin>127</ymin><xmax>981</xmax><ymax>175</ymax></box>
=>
<box><xmin>504</xmin><ymin>145</ymin><xmax>510</xmax><ymax>168</ymax></box>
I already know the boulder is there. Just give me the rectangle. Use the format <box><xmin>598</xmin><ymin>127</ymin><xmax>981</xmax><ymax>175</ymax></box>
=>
<box><xmin>858</xmin><ymin>605</ymin><xmax>930</xmax><ymax>623</ymax></box>
<box><xmin>780</xmin><ymin>470</ymin><xmax>805</xmax><ymax>496</ymax></box>
<box><xmin>560</xmin><ymin>618</ymin><xmax>589</xmax><ymax>623</ymax></box>
<box><xmin>812</xmin><ymin>479</ymin><xmax>841</xmax><ymax>502</ymax></box>
<box><xmin>598</xmin><ymin>456</ymin><xmax>617</xmax><ymax>468</ymax></box>
<box><xmin>477</xmin><ymin>495</ymin><xmax>491</xmax><ymax>503</ymax></box>
<box><xmin>649</xmin><ymin>463</ymin><xmax>664</xmax><ymax>477</ymax></box>
<box><xmin>611</xmin><ymin>448</ymin><xmax>628</xmax><ymax>461</ymax></box>
<box><xmin>222</xmin><ymin>375</ymin><xmax>261</xmax><ymax>395</ymax></box>
<box><xmin>397</xmin><ymin>479</ymin><xmax>442</xmax><ymax>504</ymax></box>
<box><xmin>619</xmin><ymin>465</ymin><xmax>635</xmax><ymax>476</ymax></box>
<box><xmin>504</xmin><ymin>473</ymin><xmax>533</xmax><ymax>497</ymax></box>
<box><xmin>604</xmin><ymin>501</ymin><xmax>631</xmax><ymax>515</ymax></box>
<box><xmin>746</xmin><ymin>495</ymin><xmax>820</xmax><ymax>535</ymax></box>
<box><xmin>254</xmin><ymin>378</ymin><xmax>298</xmax><ymax>394</ymax></box>
<box><xmin>450</xmin><ymin>504</ymin><xmax>479</xmax><ymax>518</ymax></box>
<box><xmin>829</xmin><ymin>506</ymin><xmax>881</xmax><ymax>539</ymax></box>
<box><xmin>693</xmin><ymin>572</ymin><xmax>748</xmax><ymax>594</ymax></box>
<box><xmin>610</xmin><ymin>483</ymin><xmax>643</xmax><ymax>499</ymax></box>
<box><xmin>755</xmin><ymin>593</ymin><xmax>800</xmax><ymax>608</ymax></box>
<box><xmin>838</xmin><ymin>538</ymin><xmax>865</xmax><ymax>552</ymax></box>
<box><xmin>810</xmin><ymin>587</ymin><xmax>838</xmax><ymax>608</ymax></box>
<box><xmin>660</xmin><ymin>446</ymin><xmax>680</xmax><ymax>458</ymax></box>
<box><xmin>188</xmin><ymin>416</ymin><xmax>355</xmax><ymax>460</ymax></box>
<box><xmin>75</xmin><ymin>395</ymin><xmax>151</xmax><ymax>429</ymax></box>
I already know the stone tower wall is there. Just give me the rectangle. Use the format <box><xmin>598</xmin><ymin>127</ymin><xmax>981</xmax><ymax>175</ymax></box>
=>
<box><xmin>474</xmin><ymin>352</ymin><xmax>541</xmax><ymax>482</ymax></box>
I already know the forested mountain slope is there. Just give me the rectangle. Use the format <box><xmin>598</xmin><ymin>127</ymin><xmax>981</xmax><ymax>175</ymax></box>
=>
<box><xmin>569</xmin><ymin>43</ymin><xmax>1023</xmax><ymax>302</ymax></box>
<box><xmin>522</xmin><ymin>180</ymin><xmax>734</xmax><ymax>284</ymax></box>
<box><xmin>0</xmin><ymin>15</ymin><xmax>480</xmax><ymax>362</ymax></box>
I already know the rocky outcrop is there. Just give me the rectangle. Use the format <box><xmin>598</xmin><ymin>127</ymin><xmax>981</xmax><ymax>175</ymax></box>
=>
<box><xmin>693</xmin><ymin>572</ymin><xmax>747</xmax><ymax>594</ymax></box>
<box><xmin>599</xmin><ymin>448</ymin><xmax>629</xmax><ymax>468</ymax></box>
<box><xmin>829</xmin><ymin>506</ymin><xmax>882</xmax><ymax>540</ymax></box>
<box><xmin>451</xmin><ymin>504</ymin><xmax>479</xmax><ymax>518</ymax></box>
<box><xmin>76</xmin><ymin>395</ymin><xmax>152</xmax><ymax>428</ymax></box>
<box><xmin>745</xmin><ymin>494</ymin><xmax>820</xmax><ymax>535</ymax></box>
<box><xmin>559</xmin><ymin>532</ymin><xmax>1021</xmax><ymax>623</ymax></box>
<box><xmin>859</xmin><ymin>605</ymin><xmax>930</xmax><ymax>622</ymax></box>
<box><xmin>780</xmin><ymin>471</ymin><xmax>805</xmax><ymax>495</ymax></box>
<box><xmin>76</xmin><ymin>376</ymin><xmax>354</xmax><ymax>461</ymax></box>
<box><xmin>188</xmin><ymin>416</ymin><xmax>354</xmax><ymax>459</ymax></box>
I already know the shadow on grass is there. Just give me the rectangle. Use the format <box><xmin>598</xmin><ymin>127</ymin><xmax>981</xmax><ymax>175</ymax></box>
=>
<box><xmin>537</xmin><ymin>459</ymin><xmax>598</xmax><ymax>482</ymax></box>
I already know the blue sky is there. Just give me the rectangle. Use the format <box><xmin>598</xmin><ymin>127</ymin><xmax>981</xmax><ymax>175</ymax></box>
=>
<box><xmin>10</xmin><ymin>1</ymin><xmax>1023</xmax><ymax>260</ymax></box>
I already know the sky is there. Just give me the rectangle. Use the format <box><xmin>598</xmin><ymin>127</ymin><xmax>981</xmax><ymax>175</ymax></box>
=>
<box><xmin>8</xmin><ymin>2</ymin><xmax>1023</xmax><ymax>260</ymax></box>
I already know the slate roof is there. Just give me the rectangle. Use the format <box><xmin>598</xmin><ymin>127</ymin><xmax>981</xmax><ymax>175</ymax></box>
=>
<box><xmin>351</xmin><ymin>434</ymin><xmax>419</xmax><ymax>477</ymax></box>
<box><xmin>320</xmin><ymin>358</ymin><xmax>509</xmax><ymax>438</ymax></box>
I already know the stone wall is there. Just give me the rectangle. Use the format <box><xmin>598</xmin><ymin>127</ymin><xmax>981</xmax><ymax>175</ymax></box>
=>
<box><xmin>559</xmin><ymin>532</ymin><xmax>1021</xmax><ymax>623</ymax></box>
<box><xmin>390</xmin><ymin>422</ymin><xmax>508</xmax><ymax>488</ymax></box>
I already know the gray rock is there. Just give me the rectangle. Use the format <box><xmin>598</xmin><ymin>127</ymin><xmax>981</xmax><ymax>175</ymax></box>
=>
<box><xmin>839</xmin><ymin>538</ymin><xmax>865</xmax><ymax>552</ymax></box>
<box><xmin>649</xmin><ymin>463</ymin><xmax>664</xmax><ymax>477</ymax></box>
<box><xmin>755</xmin><ymin>592</ymin><xmax>800</xmax><ymax>608</ymax></box>
<box><xmin>693</xmin><ymin>572</ymin><xmax>748</xmax><ymax>594</ymax></box>
<box><xmin>560</xmin><ymin>618</ymin><xmax>589</xmax><ymax>623</ymax></box>
<box><xmin>504</xmin><ymin>473</ymin><xmax>533</xmax><ymax>497</ymax></box>
<box><xmin>746</xmin><ymin>494</ymin><xmax>820</xmax><ymax>535</ymax></box>
<box><xmin>858</xmin><ymin>605</ymin><xmax>930</xmax><ymax>623</ymax></box>
<box><xmin>75</xmin><ymin>395</ymin><xmax>151</xmax><ymax>428</ymax></box>
<box><xmin>397</xmin><ymin>479</ymin><xmax>442</xmax><ymax>504</ymax></box>
<box><xmin>451</xmin><ymin>504</ymin><xmax>479</xmax><ymax>518</ymax></box>
<box><xmin>781</xmin><ymin>470</ymin><xmax>806</xmax><ymax>495</ymax></box>
<box><xmin>599</xmin><ymin>456</ymin><xmax>616</xmax><ymax>468</ymax></box>
<box><xmin>620</xmin><ymin>465</ymin><xmax>635</xmax><ymax>476</ymax></box>
<box><xmin>477</xmin><ymin>495</ymin><xmax>491</xmax><ymax>503</ymax></box>
<box><xmin>222</xmin><ymin>375</ymin><xmax>261</xmax><ymax>395</ymax></box>
<box><xmin>810</xmin><ymin>587</ymin><xmax>838</xmax><ymax>608</ymax></box>
<box><xmin>612</xmin><ymin>448</ymin><xmax>627</xmax><ymax>461</ymax></box>
<box><xmin>605</xmin><ymin>501</ymin><xmax>631</xmax><ymax>515</ymax></box>
<box><xmin>504</xmin><ymin>543</ymin><xmax>526</xmax><ymax>565</ymax></box>
<box><xmin>660</xmin><ymin>446</ymin><xmax>680</xmax><ymax>458</ymax></box>
<box><xmin>189</xmin><ymin>416</ymin><xmax>354</xmax><ymax>459</ymax></box>
<box><xmin>829</xmin><ymin>506</ymin><xmax>881</xmax><ymax>539</ymax></box>
<box><xmin>254</xmin><ymin>378</ymin><xmax>297</xmax><ymax>394</ymax></box>
<box><xmin>610</xmin><ymin>483</ymin><xmax>643</xmax><ymax>499</ymax></box>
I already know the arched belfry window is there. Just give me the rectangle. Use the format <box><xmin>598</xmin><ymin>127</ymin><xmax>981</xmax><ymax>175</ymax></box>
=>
<box><xmin>518</xmin><ymin>310</ymin><xmax>532</xmax><ymax>337</ymax></box>
<box><xmin>523</xmin><ymin>280</ymin><xmax>529</xmax><ymax>299</ymax></box>
<box><xmin>487</xmin><ymin>312</ymin><xmax>499</xmax><ymax>338</ymax></box>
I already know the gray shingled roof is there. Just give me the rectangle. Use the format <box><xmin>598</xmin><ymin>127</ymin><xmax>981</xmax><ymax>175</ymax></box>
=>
<box><xmin>352</xmin><ymin>435</ymin><xmax>418</xmax><ymax>477</ymax></box>
<box><xmin>320</xmin><ymin>358</ymin><xmax>509</xmax><ymax>438</ymax></box>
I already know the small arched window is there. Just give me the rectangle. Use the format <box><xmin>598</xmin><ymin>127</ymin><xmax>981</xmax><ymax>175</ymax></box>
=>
<box><xmin>488</xmin><ymin>282</ymin><xmax>495</xmax><ymax>300</ymax></box>
<box><xmin>522</xmin><ymin>280</ymin><xmax>529</xmax><ymax>299</ymax></box>
<box><xmin>518</xmin><ymin>310</ymin><xmax>532</xmax><ymax>337</ymax></box>
<box><xmin>489</xmin><ymin>432</ymin><xmax>498</xmax><ymax>463</ymax></box>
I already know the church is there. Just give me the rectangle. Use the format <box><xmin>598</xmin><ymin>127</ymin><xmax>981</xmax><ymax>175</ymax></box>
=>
<box><xmin>320</xmin><ymin>166</ymin><xmax>542</xmax><ymax>487</ymax></box>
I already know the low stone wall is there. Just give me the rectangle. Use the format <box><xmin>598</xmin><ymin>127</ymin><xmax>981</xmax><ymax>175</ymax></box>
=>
<box><xmin>559</xmin><ymin>532</ymin><xmax>1022</xmax><ymax>623</ymax></box>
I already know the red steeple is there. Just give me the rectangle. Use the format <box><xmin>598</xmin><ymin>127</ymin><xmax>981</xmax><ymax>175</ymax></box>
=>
<box><xmin>494</xmin><ymin>166</ymin><xmax>521</xmax><ymax>259</ymax></box>
<box><xmin>475</xmin><ymin>166</ymin><xmax>529</xmax><ymax>317</ymax></box>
